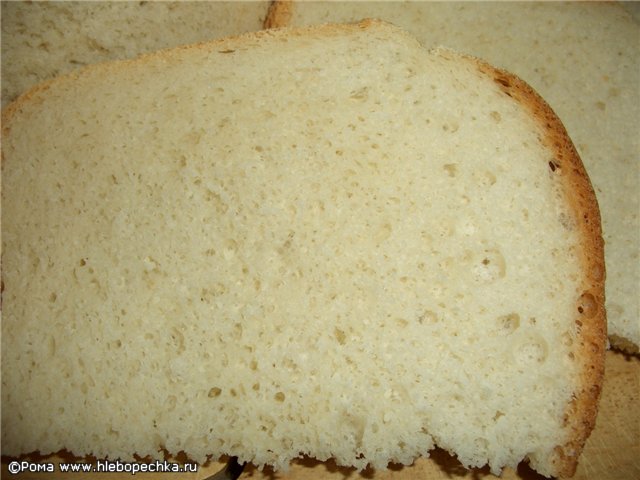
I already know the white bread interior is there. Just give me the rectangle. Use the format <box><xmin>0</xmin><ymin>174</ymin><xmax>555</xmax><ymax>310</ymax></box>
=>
<box><xmin>1</xmin><ymin>19</ymin><xmax>605</xmax><ymax>478</ymax></box>
<box><xmin>264</xmin><ymin>0</ymin><xmax>638</xmax><ymax>353</ymax></box>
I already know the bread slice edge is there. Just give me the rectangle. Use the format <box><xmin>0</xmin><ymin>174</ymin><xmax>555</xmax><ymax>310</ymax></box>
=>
<box><xmin>446</xmin><ymin>48</ymin><xmax>606</xmax><ymax>477</ymax></box>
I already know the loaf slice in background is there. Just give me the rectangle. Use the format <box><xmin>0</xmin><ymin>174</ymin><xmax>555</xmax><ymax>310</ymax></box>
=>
<box><xmin>1</xmin><ymin>19</ymin><xmax>605</xmax><ymax>478</ymax></box>
<box><xmin>265</xmin><ymin>0</ymin><xmax>639</xmax><ymax>354</ymax></box>
<box><xmin>0</xmin><ymin>0</ymin><xmax>271</xmax><ymax>108</ymax></box>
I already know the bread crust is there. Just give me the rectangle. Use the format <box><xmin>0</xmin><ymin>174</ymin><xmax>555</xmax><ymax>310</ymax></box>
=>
<box><xmin>451</xmin><ymin>51</ymin><xmax>607</xmax><ymax>477</ymax></box>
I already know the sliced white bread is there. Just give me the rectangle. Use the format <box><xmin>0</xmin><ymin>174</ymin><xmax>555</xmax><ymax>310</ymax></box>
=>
<box><xmin>1</xmin><ymin>0</ymin><xmax>271</xmax><ymax>108</ymax></box>
<box><xmin>265</xmin><ymin>0</ymin><xmax>638</xmax><ymax>353</ymax></box>
<box><xmin>1</xmin><ymin>19</ymin><xmax>605</xmax><ymax>478</ymax></box>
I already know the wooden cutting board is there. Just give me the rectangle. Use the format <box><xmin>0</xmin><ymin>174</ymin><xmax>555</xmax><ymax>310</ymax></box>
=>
<box><xmin>3</xmin><ymin>349</ymin><xmax>638</xmax><ymax>480</ymax></box>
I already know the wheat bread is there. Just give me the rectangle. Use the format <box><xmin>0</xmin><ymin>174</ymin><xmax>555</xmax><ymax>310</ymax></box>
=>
<box><xmin>1</xmin><ymin>0</ymin><xmax>271</xmax><ymax>108</ymax></box>
<box><xmin>265</xmin><ymin>1</ymin><xmax>638</xmax><ymax>354</ymax></box>
<box><xmin>1</xmin><ymin>19</ymin><xmax>605</xmax><ymax>478</ymax></box>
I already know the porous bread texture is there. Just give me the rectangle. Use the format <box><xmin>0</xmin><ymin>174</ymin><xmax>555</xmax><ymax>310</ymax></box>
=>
<box><xmin>264</xmin><ymin>0</ymin><xmax>639</xmax><ymax>353</ymax></box>
<box><xmin>285</xmin><ymin>2</ymin><xmax>638</xmax><ymax>355</ymax></box>
<box><xmin>0</xmin><ymin>0</ymin><xmax>270</xmax><ymax>108</ymax></box>
<box><xmin>1</xmin><ymin>19</ymin><xmax>605</xmax><ymax>478</ymax></box>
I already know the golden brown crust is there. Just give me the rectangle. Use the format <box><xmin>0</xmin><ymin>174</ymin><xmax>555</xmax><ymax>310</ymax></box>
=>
<box><xmin>464</xmin><ymin>57</ymin><xmax>607</xmax><ymax>478</ymax></box>
<box><xmin>264</xmin><ymin>0</ymin><xmax>294</xmax><ymax>29</ymax></box>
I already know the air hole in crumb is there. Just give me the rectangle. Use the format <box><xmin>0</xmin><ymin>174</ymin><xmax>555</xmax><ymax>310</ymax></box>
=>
<box><xmin>349</xmin><ymin>87</ymin><xmax>369</xmax><ymax>101</ymax></box>
<box><xmin>170</xmin><ymin>327</ymin><xmax>185</xmax><ymax>353</ymax></box>
<box><xmin>471</xmin><ymin>249</ymin><xmax>506</xmax><ymax>283</ymax></box>
<box><xmin>442</xmin><ymin>122</ymin><xmax>459</xmax><ymax>133</ymax></box>
<box><xmin>49</xmin><ymin>292</ymin><xmax>57</xmax><ymax>302</ymax></box>
<box><xmin>515</xmin><ymin>336</ymin><xmax>548</xmax><ymax>364</ymax></box>
<box><xmin>232</xmin><ymin>323</ymin><xmax>243</xmax><ymax>341</ymax></box>
<box><xmin>395</xmin><ymin>318</ymin><xmax>409</xmax><ymax>328</ymax></box>
<box><xmin>275</xmin><ymin>392</ymin><xmax>285</xmax><ymax>402</ymax></box>
<box><xmin>577</xmin><ymin>292</ymin><xmax>597</xmax><ymax>318</ymax></box>
<box><xmin>334</xmin><ymin>328</ymin><xmax>347</xmax><ymax>345</ymax></box>
<box><xmin>473</xmin><ymin>170</ymin><xmax>497</xmax><ymax>187</ymax></box>
<box><xmin>443</xmin><ymin>163</ymin><xmax>457</xmax><ymax>177</ymax></box>
<box><xmin>79</xmin><ymin>258</ymin><xmax>86</xmax><ymax>266</ymax></box>
<box><xmin>208</xmin><ymin>387</ymin><xmax>222</xmax><ymax>398</ymax></box>
<box><xmin>418</xmin><ymin>310</ymin><xmax>438</xmax><ymax>325</ymax></box>
<box><xmin>497</xmin><ymin>313</ymin><xmax>520</xmax><ymax>334</ymax></box>
<box><xmin>548</xmin><ymin>161</ymin><xmax>561</xmax><ymax>172</ymax></box>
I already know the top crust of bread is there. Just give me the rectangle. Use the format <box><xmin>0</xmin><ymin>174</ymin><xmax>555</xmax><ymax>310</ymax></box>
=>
<box><xmin>1</xmin><ymin>19</ymin><xmax>605</xmax><ymax>478</ymax></box>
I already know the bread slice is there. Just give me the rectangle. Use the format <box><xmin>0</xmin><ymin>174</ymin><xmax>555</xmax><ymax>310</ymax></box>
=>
<box><xmin>1</xmin><ymin>19</ymin><xmax>605</xmax><ymax>478</ymax></box>
<box><xmin>265</xmin><ymin>0</ymin><xmax>639</xmax><ymax>354</ymax></box>
<box><xmin>1</xmin><ymin>0</ymin><xmax>271</xmax><ymax>108</ymax></box>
